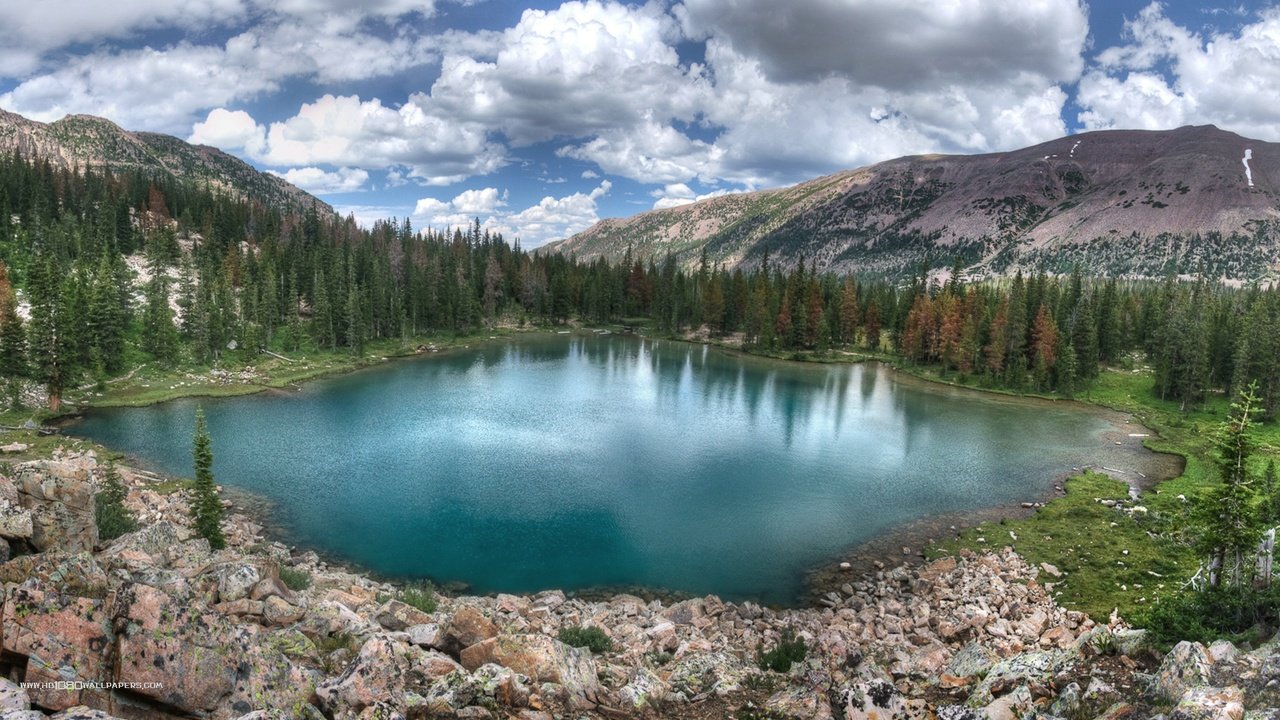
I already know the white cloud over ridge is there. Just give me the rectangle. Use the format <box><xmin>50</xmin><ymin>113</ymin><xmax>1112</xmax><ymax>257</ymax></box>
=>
<box><xmin>1076</xmin><ymin>3</ymin><xmax>1280</xmax><ymax>141</ymax></box>
<box><xmin>271</xmin><ymin>167</ymin><xmax>370</xmax><ymax>194</ymax></box>
<box><xmin>413</xmin><ymin>182</ymin><xmax>611</xmax><ymax>247</ymax></box>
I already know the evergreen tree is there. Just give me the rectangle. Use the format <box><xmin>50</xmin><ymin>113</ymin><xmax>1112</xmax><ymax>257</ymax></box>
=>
<box><xmin>190</xmin><ymin>407</ymin><xmax>225</xmax><ymax>550</ymax></box>
<box><xmin>0</xmin><ymin>261</ymin><xmax>27</xmax><ymax>408</ymax></box>
<box><xmin>141</xmin><ymin>253</ymin><xmax>179</xmax><ymax>362</ymax></box>
<box><xmin>25</xmin><ymin>251</ymin><xmax>68</xmax><ymax>411</ymax></box>
<box><xmin>95</xmin><ymin>460</ymin><xmax>137</xmax><ymax>541</ymax></box>
<box><xmin>1196</xmin><ymin>383</ymin><xmax>1263</xmax><ymax>589</ymax></box>
<box><xmin>1263</xmin><ymin>459</ymin><xmax>1280</xmax><ymax>528</ymax></box>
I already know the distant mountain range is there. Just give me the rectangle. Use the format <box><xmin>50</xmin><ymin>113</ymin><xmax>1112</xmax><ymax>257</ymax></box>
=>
<box><xmin>0</xmin><ymin>108</ymin><xmax>330</xmax><ymax>215</ymax></box>
<box><xmin>546</xmin><ymin>125</ymin><xmax>1280</xmax><ymax>280</ymax></box>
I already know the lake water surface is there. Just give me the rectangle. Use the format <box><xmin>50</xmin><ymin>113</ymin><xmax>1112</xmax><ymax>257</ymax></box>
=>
<box><xmin>72</xmin><ymin>335</ymin><xmax>1154</xmax><ymax>603</ymax></box>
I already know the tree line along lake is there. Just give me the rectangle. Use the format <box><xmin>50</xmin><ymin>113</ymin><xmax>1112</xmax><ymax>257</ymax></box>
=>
<box><xmin>70</xmin><ymin>333</ymin><xmax>1176</xmax><ymax>605</ymax></box>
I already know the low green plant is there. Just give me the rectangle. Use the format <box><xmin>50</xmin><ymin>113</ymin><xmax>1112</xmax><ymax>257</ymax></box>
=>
<box><xmin>399</xmin><ymin>583</ymin><xmax>438</xmax><ymax>613</ymax></box>
<box><xmin>644</xmin><ymin>650</ymin><xmax>674</xmax><ymax>666</ymax></box>
<box><xmin>743</xmin><ymin>672</ymin><xmax>780</xmax><ymax>693</ymax></box>
<box><xmin>316</xmin><ymin>631</ymin><xmax>358</xmax><ymax>656</ymax></box>
<box><xmin>1136</xmin><ymin>584</ymin><xmax>1280</xmax><ymax>646</ymax></box>
<box><xmin>757</xmin><ymin>630</ymin><xmax>807</xmax><ymax>673</ymax></box>
<box><xmin>558</xmin><ymin>625</ymin><xmax>614</xmax><ymax>653</ymax></box>
<box><xmin>279</xmin><ymin>566</ymin><xmax>312</xmax><ymax>592</ymax></box>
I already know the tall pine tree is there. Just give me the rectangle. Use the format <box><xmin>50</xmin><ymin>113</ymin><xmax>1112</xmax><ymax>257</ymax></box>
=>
<box><xmin>191</xmin><ymin>407</ymin><xmax>225</xmax><ymax>550</ymax></box>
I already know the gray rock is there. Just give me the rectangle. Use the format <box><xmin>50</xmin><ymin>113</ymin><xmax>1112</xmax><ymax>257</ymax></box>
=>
<box><xmin>1151</xmin><ymin>641</ymin><xmax>1213</xmax><ymax>702</ymax></box>
<box><xmin>968</xmin><ymin>649</ymin><xmax>1072</xmax><ymax>707</ymax></box>
<box><xmin>1172</xmin><ymin>685</ymin><xmax>1244</xmax><ymax>720</ymax></box>
<box><xmin>0</xmin><ymin>677</ymin><xmax>30</xmax><ymax>711</ymax></box>
<box><xmin>944</xmin><ymin>641</ymin><xmax>998</xmax><ymax>679</ymax></box>
<box><xmin>618</xmin><ymin>666</ymin><xmax>669</xmax><ymax>711</ymax></box>
<box><xmin>407</xmin><ymin>622</ymin><xmax>442</xmax><ymax>648</ymax></box>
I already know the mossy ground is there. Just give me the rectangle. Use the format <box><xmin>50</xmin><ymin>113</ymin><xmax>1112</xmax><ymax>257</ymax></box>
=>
<box><xmin>931</xmin><ymin>367</ymin><xmax>1280</xmax><ymax>623</ymax></box>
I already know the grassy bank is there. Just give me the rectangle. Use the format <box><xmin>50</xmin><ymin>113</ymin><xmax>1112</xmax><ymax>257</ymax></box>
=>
<box><xmin>60</xmin><ymin>331</ymin><xmax>531</xmax><ymax>410</ymax></box>
<box><xmin>925</xmin><ymin>367</ymin><xmax>1280</xmax><ymax>624</ymax></box>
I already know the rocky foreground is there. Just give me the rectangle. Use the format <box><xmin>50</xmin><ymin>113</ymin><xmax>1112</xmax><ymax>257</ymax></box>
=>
<box><xmin>0</xmin><ymin>450</ymin><xmax>1275</xmax><ymax>719</ymax></box>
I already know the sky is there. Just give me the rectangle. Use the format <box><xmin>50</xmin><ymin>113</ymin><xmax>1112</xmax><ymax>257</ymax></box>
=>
<box><xmin>1</xmin><ymin>1</ymin><xmax>1278</xmax><ymax>247</ymax></box>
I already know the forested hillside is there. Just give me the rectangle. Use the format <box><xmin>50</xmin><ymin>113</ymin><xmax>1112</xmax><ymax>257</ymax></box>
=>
<box><xmin>0</xmin><ymin>151</ymin><xmax>1278</xmax><ymax>422</ymax></box>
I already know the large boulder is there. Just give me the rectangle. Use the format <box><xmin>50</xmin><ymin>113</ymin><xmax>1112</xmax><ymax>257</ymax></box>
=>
<box><xmin>14</xmin><ymin>462</ymin><xmax>98</xmax><ymax>552</ymax></box>
<box><xmin>458</xmin><ymin>634</ymin><xmax>601</xmax><ymax>708</ymax></box>
<box><xmin>445</xmin><ymin>606</ymin><xmax>498</xmax><ymax>653</ymax></box>
<box><xmin>0</xmin><ymin>555</ymin><xmax>114</xmax><ymax>711</ymax></box>
<box><xmin>1152</xmin><ymin>641</ymin><xmax>1214</xmax><ymax>702</ymax></box>
<box><xmin>114</xmin><ymin>582</ymin><xmax>238</xmax><ymax>712</ymax></box>
<box><xmin>314</xmin><ymin>636</ymin><xmax>441</xmax><ymax>715</ymax></box>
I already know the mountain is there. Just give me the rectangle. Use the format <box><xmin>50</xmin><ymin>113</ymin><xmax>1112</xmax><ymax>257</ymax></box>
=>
<box><xmin>0</xmin><ymin>108</ymin><xmax>331</xmax><ymax>215</ymax></box>
<box><xmin>547</xmin><ymin>125</ymin><xmax>1280</xmax><ymax>280</ymax></box>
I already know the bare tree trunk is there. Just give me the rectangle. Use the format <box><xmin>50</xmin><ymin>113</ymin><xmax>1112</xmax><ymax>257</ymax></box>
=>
<box><xmin>1209</xmin><ymin>552</ymin><xmax>1223</xmax><ymax>588</ymax></box>
<box><xmin>1258</xmin><ymin>528</ymin><xmax>1276</xmax><ymax>588</ymax></box>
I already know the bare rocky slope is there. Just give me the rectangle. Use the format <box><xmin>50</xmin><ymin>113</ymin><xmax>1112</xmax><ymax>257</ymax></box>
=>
<box><xmin>0</xmin><ymin>109</ymin><xmax>330</xmax><ymax>215</ymax></box>
<box><xmin>0</xmin><ymin>442</ymin><xmax>1274</xmax><ymax>719</ymax></box>
<box><xmin>547</xmin><ymin>126</ymin><xmax>1280</xmax><ymax>280</ymax></box>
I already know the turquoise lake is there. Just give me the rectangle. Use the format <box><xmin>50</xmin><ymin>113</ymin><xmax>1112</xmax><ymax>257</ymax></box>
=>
<box><xmin>71</xmin><ymin>334</ymin><xmax>1151</xmax><ymax>604</ymax></box>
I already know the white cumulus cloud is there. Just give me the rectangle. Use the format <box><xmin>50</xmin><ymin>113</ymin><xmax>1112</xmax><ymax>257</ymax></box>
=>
<box><xmin>1077</xmin><ymin>3</ymin><xmax>1280</xmax><ymax>140</ymax></box>
<box><xmin>413</xmin><ymin>182</ymin><xmax>610</xmax><ymax>247</ymax></box>
<box><xmin>271</xmin><ymin>167</ymin><xmax>370</xmax><ymax>194</ymax></box>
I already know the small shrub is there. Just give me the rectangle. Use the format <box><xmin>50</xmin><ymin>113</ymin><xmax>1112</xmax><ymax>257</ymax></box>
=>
<box><xmin>279</xmin><ymin>566</ymin><xmax>312</xmax><ymax>592</ymax></box>
<box><xmin>558</xmin><ymin>625</ymin><xmax>614</xmax><ymax>653</ymax></box>
<box><xmin>757</xmin><ymin>630</ymin><xmax>807</xmax><ymax>673</ymax></box>
<box><xmin>316</xmin><ymin>631</ymin><xmax>358</xmax><ymax>656</ymax></box>
<box><xmin>400</xmin><ymin>583</ymin><xmax>438</xmax><ymax>614</ymax></box>
<box><xmin>1136</xmin><ymin>585</ymin><xmax>1280</xmax><ymax>646</ymax></box>
<box><xmin>743</xmin><ymin>672</ymin><xmax>780</xmax><ymax>693</ymax></box>
<box><xmin>644</xmin><ymin>650</ymin><xmax>674</xmax><ymax>666</ymax></box>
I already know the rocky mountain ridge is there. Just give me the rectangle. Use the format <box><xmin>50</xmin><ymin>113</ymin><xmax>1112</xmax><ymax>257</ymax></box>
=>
<box><xmin>548</xmin><ymin>125</ymin><xmax>1280</xmax><ymax>280</ymax></box>
<box><xmin>0</xmin><ymin>444</ymin><xmax>1273</xmax><ymax>719</ymax></box>
<box><xmin>0</xmin><ymin>109</ymin><xmax>331</xmax><ymax>216</ymax></box>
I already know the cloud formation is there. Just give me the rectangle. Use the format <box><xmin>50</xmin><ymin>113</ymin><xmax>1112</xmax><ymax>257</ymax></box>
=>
<box><xmin>271</xmin><ymin>167</ymin><xmax>370</xmax><ymax>194</ymax></box>
<box><xmin>1077</xmin><ymin>3</ymin><xmax>1280</xmax><ymax>140</ymax></box>
<box><xmin>413</xmin><ymin>182</ymin><xmax>611</xmax><ymax>246</ymax></box>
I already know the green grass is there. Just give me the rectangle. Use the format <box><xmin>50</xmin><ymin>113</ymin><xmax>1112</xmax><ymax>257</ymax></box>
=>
<box><xmin>399</xmin><ymin>583</ymin><xmax>438</xmax><ymax>614</ymax></box>
<box><xmin>930</xmin><ymin>471</ymin><xmax>1195</xmax><ymax>620</ymax></box>
<box><xmin>558</xmin><ymin>625</ymin><xmax>614</xmax><ymax>653</ymax></box>
<box><xmin>67</xmin><ymin>332</ymin><xmax>521</xmax><ymax>410</ymax></box>
<box><xmin>930</xmin><ymin>367</ymin><xmax>1280</xmax><ymax>624</ymax></box>
<box><xmin>756</xmin><ymin>630</ymin><xmax>807</xmax><ymax>673</ymax></box>
<box><xmin>279</xmin><ymin>566</ymin><xmax>312</xmax><ymax>592</ymax></box>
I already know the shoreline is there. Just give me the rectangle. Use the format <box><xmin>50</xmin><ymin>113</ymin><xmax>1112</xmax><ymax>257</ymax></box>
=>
<box><xmin>57</xmin><ymin>330</ymin><xmax>1189</xmax><ymax>613</ymax></box>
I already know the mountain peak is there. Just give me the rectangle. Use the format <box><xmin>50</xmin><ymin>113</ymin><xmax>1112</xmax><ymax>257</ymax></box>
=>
<box><xmin>0</xmin><ymin>107</ymin><xmax>331</xmax><ymax>215</ymax></box>
<box><xmin>550</xmin><ymin>126</ymin><xmax>1280</xmax><ymax>280</ymax></box>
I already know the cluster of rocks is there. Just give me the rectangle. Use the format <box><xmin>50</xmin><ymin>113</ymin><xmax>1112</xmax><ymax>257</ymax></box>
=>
<box><xmin>0</xmin><ymin>449</ymin><xmax>1275</xmax><ymax>719</ymax></box>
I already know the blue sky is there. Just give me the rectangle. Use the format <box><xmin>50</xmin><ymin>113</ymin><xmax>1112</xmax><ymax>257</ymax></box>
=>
<box><xmin>1</xmin><ymin>1</ymin><xmax>1276</xmax><ymax>246</ymax></box>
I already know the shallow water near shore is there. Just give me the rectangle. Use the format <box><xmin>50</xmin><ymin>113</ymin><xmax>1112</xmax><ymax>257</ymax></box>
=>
<box><xmin>70</xmin><ymin>334</ymin><xmax>1174</xmax><ymax>605</ymax></box>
